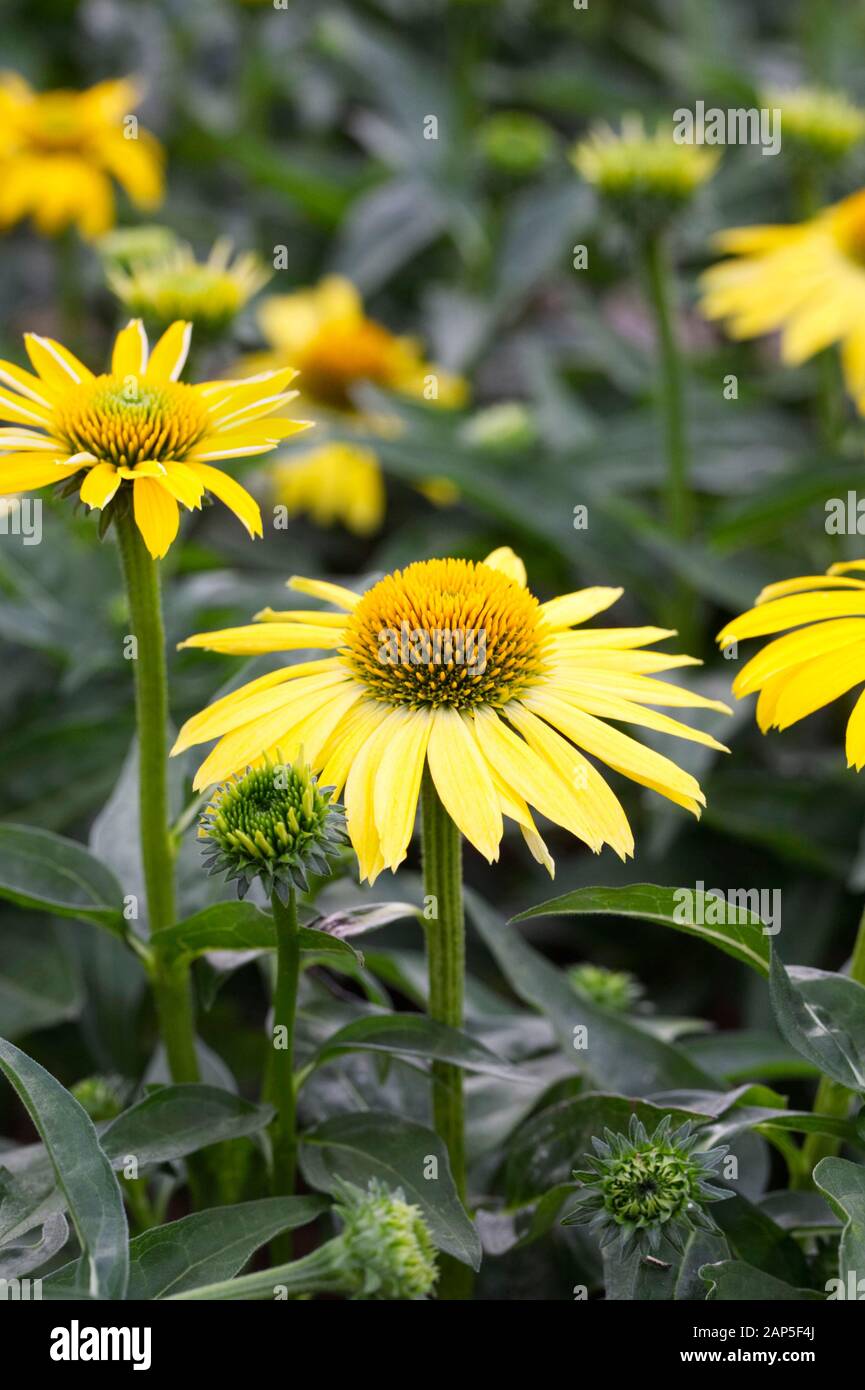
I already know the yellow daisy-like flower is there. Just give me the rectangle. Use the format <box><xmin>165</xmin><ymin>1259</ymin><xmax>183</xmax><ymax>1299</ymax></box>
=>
<box><xmin>0</xmin><ymin>74</ymin><xmax>163</xmax><ymax>239</ymax></box>
<box><xmin>718</xmin><ymin>561</ymin><xmax>865</xmax><ymax>768</ymax></box>
<box><xmin>0</xmin><ymin>319</ymin><xmax>308</xmax><ymax>558</ymax></box>
<box><xmin>272</xmin><ymin>443</ymin><xmax>385</xmax><ymax>537</ymax></box>
<box><xmin>173</xmin><ymin>547</ymin><xmax>729</xmax><ymax>883</ymax></box>
<box><xmin>700</xmin><ymin>189</ymin><xmax>865</xmax><ymax>402</ymax></box>
<box><xmin>108</xmin><ymin>238</ymin><xmax>271</xmax><ymax>336</ymax></box>
<box><xmin>244</xmin><ymin>275</ymin><xmax>467</xmax><ymax>535</ymax></box>
<box><xmin>764</xmin><ymin>86</ymin><xmax>865</xmax><ymax>161</ymax></box>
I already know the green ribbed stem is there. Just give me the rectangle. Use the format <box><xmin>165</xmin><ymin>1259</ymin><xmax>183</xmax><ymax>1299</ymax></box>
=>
<box><xmin>420</xmin><ymin>770</ymin><xmax>473</xmax><ymax>1300</ymax></box>
<box><xmin>115</xmin><ymin>507</ymin><xmax>199</xmax><ymax>1086</ymax></box>
<box><xmin>170</xmin><ymin>1240</ymin><xmax>349</xmax><ymax>1301</ymax></box>
<box><xmin>642</xmin><ymin>228</ymin><xmax>697</xmax><ymax>651</ymax></box>
<box><xmin>799</xmin><ymin>900</ymin><xmax>865</xmax><ymax>1182</ymax></box>
<box><xmin>269</xmin><ymin>888</ymin><xmax>300</xmax><ymax>1262</ymax></box>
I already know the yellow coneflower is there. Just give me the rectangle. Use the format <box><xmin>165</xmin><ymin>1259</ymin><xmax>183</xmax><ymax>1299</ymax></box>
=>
<box><xmin>242</xmin><ymin>275</ymin><xmax>467</xmax><ymax>534</ymax></box>
<box><xmin>700</xmin><ymin>190</ymin><xmax>865</xmax><ymax>402</ymax></box>
<box><xmin>0</xmin><ymin>74</ymin><xmax>163</xmax><ymax>239</ymax></box>
<box><xmin>717</xmin><ymin>561</ymin><xmax>865</xmax><ymax>767</ymax></box>
<box><xmin>272</xmin><ymin>443</ymin><xmax>385</xmax><ymax>537</ymax></box>
<box><xmin>108</xmin><ymin>239</ymin><xmax>270</xmax><ymax>336</ymax></box>
<box><xmin>173</xmin><ymin>546</ymin><xmax>729</xmax><ymax>883</ymax></box>
<box><xmin>764</xmin><ymin>85</ymin><xmax>865</xmax><ymax>161</ymax></box>
<box><xmin>0</xmin><ymin>318</ymin><xmax>308</xmax><ymax>558</ymax></box>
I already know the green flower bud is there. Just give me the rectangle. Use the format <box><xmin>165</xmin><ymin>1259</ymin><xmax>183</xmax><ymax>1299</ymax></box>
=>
<box><xmin>567</xmin><ymin>962</ymin><xmax>645</xmax><ymax>1013</ymax></box>
<box><xmin>71</xmin><ymin>1075</ymin><xmax>124</xmax><ymax>1122</ymax></box>
<box><xmin>562</xmin><ymin>1113</ymin><xmax>732</xmax><ymax>1257</ymax></box>
<box><xmin>764</xmin><ymin>85</ymin><xmax>865</xmax><ymax>161</ymax></box>
<box><xmin>331</xmin><ymin>1179</ymin><xmax>439</xmax><ymax>1300</ymax></box>
<box><xmin>476</xmin><ymin>111</ymin><xmax>556</xmax><ymax>175</ymax></box>
<box><xmin>96</xmin><ymin>225</ymin><xmax>180</xmax><ymax>274</ymax></box>
<box><xmin>199</xmin><ymin>754</ymin><xmax>347</xmax><ymax>902</ymax></box>
<box><xmin>572</xmin><ymin>115</ymin><xmax>718</xmax><ymax>232</ymax></box>
<box><xmin>460</xmin><ymin>402</ymin><xmax>537</xmax><ymax>451</ymax></box>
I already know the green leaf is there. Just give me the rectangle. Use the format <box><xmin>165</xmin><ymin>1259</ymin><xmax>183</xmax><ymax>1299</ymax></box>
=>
<box><xmin>0</xmin><ymin>1085</ymin><xmax>274</xmax><ymax>1246</ymax></box>
<box><xmin>769</xmin><ymin>954</ymin><xmax>865</xmax><ymax>1091</ymax></box>
<box><xmin>0</xmin><ymin>825</ymin><xmax>125</xmax><ymax>933</ymax></box>
<box><xmin>701</xmin><ymin>1260</ymin><xmax>823</xmax><ymax>1301</ymax></box>
<box><xmin>304</xmin><ymin>1014</ymin><xmax>525</xmax><ymax>1084</ymax></box>
<box><xmin>511</xmin><ymin>884</ymin><xmax>770</xmax><ymax>977</ymax></box>
<box><xmin>814</xmin><ymin>1157</ymin><xmax>865</xmax><ymax>1289</ymax></box>
<box><xmin>687</xmin><ymin>1029</ymin><xmax>819</xmax><ymax>1083</ymax></box>
<box><xmin>46</xmin><ymin>1197</ymin><xmax>327</xmax><ymax>1299</ymax></box>
<box><xmin>711</xmin><ymin>1194</ymin><xmax>811</xmax><ymax>1286</ymax></box>
<box><xmin>300</xmin><ymin>1111</ymin><xmax>480</xmax><ymax>1270</ymax></box>
<box><xmin>0</xmin><ymin>1037</ymin><xmax>127</xmax><ymax>1299</ymax></box>
<box><xmin>152</xmin><ymin>902</ymin><xmax>361</xmax><ymax>966</ymax></box>
<box><xmin>468</xmin><ymin>891</ymin><xmax>717</xmax><ymax>1093</ymax></box>
<box><xmin>0</xmin><ymin>917</ymin><xmax>82</xmax><ymax>1039</ymax></box>
<box><xmin>503</xmin><ymin>1093</ymin><xmax>706</xmax><ymax>1205</ymax></box>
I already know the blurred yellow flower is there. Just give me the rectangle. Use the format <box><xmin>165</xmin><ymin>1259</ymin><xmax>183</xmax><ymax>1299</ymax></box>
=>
<box><xmin>572</xmin><ymin>116</ymin><xmax>718</xmax><ymax>206</ymax></box>
<box><xmin>718</xmin><ymin>562</ymin><xmax>865</xmax><ymax>767</ymax></box>
<box><xmin>0</xmin><ymin>74</ymin><xmax>163</xmax><ymax>239</ymax></box>
<box><xmin>108</xmin><ymin>239</ymin><xmax>270</xmax><ymax>336</ymax></box>
<box><xmin>273</xmin><ymin>443</ymin><xmax>385</xmax><ymax>536</ymax></box>
<box><xmin>0</xmin><ymin>319</ymin><xmax>308</xmax><ymax>558</ymax></box>
<box><xmin>765</xmin><ymin>85</ymin><xmax>865</xmax><ymax>160</ymax></box>
<box><xmin>700</xmin><ymin>189</ymin><xmax>865</xmax><ymax>403</ymax></box>
<box><xmin>173</xmin><ymin>547</ymin><xmax>728</xmax><ymax>883</ymax></box>
<box><xmin>243</xmin><ymin>275</ymin><xmax>467</xmax><ymax>534</ymax></box>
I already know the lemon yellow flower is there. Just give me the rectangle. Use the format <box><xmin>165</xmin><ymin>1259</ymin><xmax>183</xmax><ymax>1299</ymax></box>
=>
<box><xmin>700</xmin><ymin>190</ymin><xmax>865</xmax><ymax>402</ymax></box>
<box><xmin>718</xmin><ymin>562</ymin><xmax>865</xmax><ymax>768</ymax></box>
<box><xmin>244</xmin><ymin>275</ymin><xmax>467</xmax><ymax>534</ymax></box>
<box><xmin>108</xmin><ymin>239</ymin><xmax>270</xmax><ymax>335</ymax></box>
<box><xmin>0</xmin><ymin>74</ymin><xmax>163</xmax><ymax>239</ymax></box>
<box><xmin>272</xmin><ymin>443</ymin><xmax>385</xmax><ymax>537</ymax></box>
<box><xmin>0</xmin><ymin>319</ymin><xmax>308</xmax><ymax>558</ymax></box>
<box><xmin>173</xmin><ymin>547</ymin><xmax>729</xmax><ymax>883</ymax></box>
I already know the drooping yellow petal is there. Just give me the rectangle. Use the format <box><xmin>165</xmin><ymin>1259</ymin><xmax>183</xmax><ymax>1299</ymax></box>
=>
<box><xmin>373</xmin><ymin>706</ymin><xmax>433</xmax><ymax>869</ymax></box>
<box><xmin>732</xmin><ymin>619</ymin><xmax>865</xmax><ymax>696</ymax></box>
<box><xmin>171</xmin><ymin>660</ymin><xmax>340</xmax><ymax>755</ymax></box>
<box><xmin>771</xmin><ymin>643</ymin><xmax>865</xmax><ymax>730</ymax></box>
<box><xmin>79</xmin><ymin>462</ymin><xmax>121</xmax><ymax>509</ymax></box>
<box><xmin>132</xmin><ymin>476</ymin><xmax>179</xmax><ymax>559</ymax></box>
<box><xmin>426</xmin><ymin>707</ymin><xmax>502</xmax><ymax>862</ymax></box>
<box><xmin>846</xmin><ymin>689</ymin><xmax>865</xmax><ymax>770</ymax></box>
<box><xmin>183</xmin><ymin>462</ymin><xmax>262</xmax><ymax>537</ymax></box>
<box><xmin>0</xmin><ymin>454</ymin><xmax>86</xmax><ymax>494</ymax></box>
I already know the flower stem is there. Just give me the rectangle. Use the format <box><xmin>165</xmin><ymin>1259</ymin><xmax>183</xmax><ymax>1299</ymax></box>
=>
<box><xmin>799</xmin><ymin>899</ymin><xmax>865</xmax><ymax>1182</ymax></box>
<box><xmin>420</xmin><ymin>769</ymin><xmax>473</xmax><ymax>1300</ymax></box>
<box><xmin>115</xmin><ymin>507</ymin><xmax>199</xmax><ymax>1086</ymax></box>
<box><xmin>642</xmin><ymin>228</ymin><xmax>697</xmax><ymax>650</ymax></box>
<box><xmin>269</xmin><ymin>888</ymin><xmax>300</xmax><ymax>1261</ymax></box>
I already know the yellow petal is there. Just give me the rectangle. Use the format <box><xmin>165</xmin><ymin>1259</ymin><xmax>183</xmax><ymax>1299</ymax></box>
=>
<box><xmin>0</xmin><ymin>455</ymin><xmax>85</xmax><ymax>494</ymax></box>
<box><xmin>846</xmin><ymin>689</ymin><xmax>865</xmax><ymax>770</ymax></box>
<box><xmin>482</xmin><ymin>546</ymin><xmax>526</xmax><ymax>587</ymax></box>
<box><xmin>719</xmin><ymin>592</ymin><xmax>865</xmax><ymax>646</ymax></box>
<box><xmin>79</xmin><ymin>462</ymin><xmax>121</xmax><ymax>509</ymax></box>
<box><xmin>24</xmin><ymin>334</ymin><xmax>94</xmax><ymax>389</ymax></box>
<box><xmin>539</xmin><ymin>588</ymin><xmax>623</xmax><ymax>630</ymax></box>
<box><xmin>146</xmin><ymin>321</ymin><xmax>192</xmax><ymax>383</ymax></box>
<box><xmin>133</xmin><ymin>477</ymin><xmax>179</xmax><ymax>559</ymax></box>
<box><xmin>732</xmin><ymin>618</ymin><xmax>865</xmax><ymax>696</ymax></box>
<box><xmin>771</xmin><ymin>642</ymin><xmax>865</xmax><ymax>730</ymax></box>
<box><xmin>426</xmin><ymin>707</ymin><xmax>502</xmax><ymax>862</ymax></box>
<box><xmin>373</xmin><ymin>707</ymin><xmax>432</xmax><ymax>868</ymax></box>
<box><xmin>185</xmin><ymin>463</ymin><xmax>262</xmax><ymax>537</ymax></box>
<box><xmin>111</xmin><ymin>319</ymin><xmax>149</xmax><ymax>377</ymax></box>
<box><xmin>159</xmin><ymin>461</ymin><xmax>206</xmax><ymax>511</ymax></box>
<box><xmin>171</xmin><ymin>660</ymin><xmax>339</xmax><ymax>755</ymax></box>
<box><xmin>287</xmin><ymin>575</ymin><xmax>361</xmax><ymax>610</ymax></box>
<box><xmin>178</xmin><ymin>622</ymin><xmax>344</xmax><ymax>656</ymax></box>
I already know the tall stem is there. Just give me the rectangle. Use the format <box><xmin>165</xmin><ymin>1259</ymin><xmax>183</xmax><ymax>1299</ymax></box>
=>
<box><xmin>115</xmin><ymin>506</ymin><xmax>199</xmax><ymax>1085</ymax></box>
<box><xmin>421</xmin><ymin>770</ymin><xmax>473</xmax><ymax>1299</ymax></box>
<box><xmin>270</xmin><ymin>889</ymin><xmax>300</xmax><ymax>1247</ymax></box>
<box><xmin>643</xmin><ymin>229</ymin><xmax>697</xmax><ymax>650</ymax></box>
<box><xmin>799</xmin><ymin>901</ymin><xmax>865</xmax><ymax>1180</ymax></box>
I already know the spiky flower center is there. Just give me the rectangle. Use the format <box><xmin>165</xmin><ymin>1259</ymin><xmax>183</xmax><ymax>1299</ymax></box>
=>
<box><xmin>603</xmin><ymin>1148</ymin><xmax>695</xmax><ymax>1228</ymax></box>
<box><xmin>204</xmin><ymin>762</ymin><xmax>332</xmax><ymax>864</ymax></box>
<box><xmin>54</xmin><ymin>375</ymin><xmax>209</xmax><ymax>467</ymax></box>
<box><xmin>343</xmin><ymin>557</ymin><xmax>545</xmax><ymax>710</ymax></box>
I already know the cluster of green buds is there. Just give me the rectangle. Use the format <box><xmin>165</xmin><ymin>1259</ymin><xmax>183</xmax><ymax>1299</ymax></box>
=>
<box><xmin>567</xmin><ymin>962</ymin><xmax>645</xmax><ymax>1013</ymax></box>
<box><xmin>562</xmin><ymin>1113</ymin><xmax>732</xmax><ymax>1257</ymax></box>
<box><xmin>71</xmin><ymin>1075</ymin><xmax>125</xmax><ymax>1122</ymax></box>
<box><xmin>572</xmin><ymin>115</ymin><xmax>718</xmax><ymax>234</ymax></box>
<box><xmin>199</xmin><ymin>754</ymin><xmax>347</xmax><ymax>903</ymax></box>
